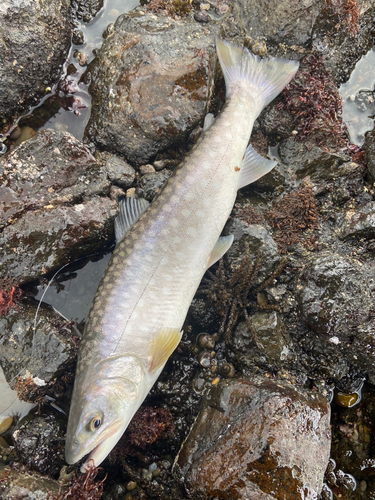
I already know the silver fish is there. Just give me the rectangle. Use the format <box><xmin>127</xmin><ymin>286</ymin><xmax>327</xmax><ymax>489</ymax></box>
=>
<box><xmin>65</xmin><ymin>38</ymin><xmax>298</xmax><ymax>470</ymax></box>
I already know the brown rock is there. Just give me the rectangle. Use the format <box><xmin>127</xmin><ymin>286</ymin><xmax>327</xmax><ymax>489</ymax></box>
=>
<box><xmin>176</xmin><ymin>377</ymin><xmax>331</xmax><ymax>499</ymax></box>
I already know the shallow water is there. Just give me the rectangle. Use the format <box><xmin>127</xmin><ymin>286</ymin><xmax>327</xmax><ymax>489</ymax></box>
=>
<box><xmin>340</xmin><ymin>46</ymin><xmax>375</xmax><ymax>146</ymax></box>
<box><xmin>0</xmin><ymin>367</ymin><xmax>35</xmax><ymax>418</ymax></box>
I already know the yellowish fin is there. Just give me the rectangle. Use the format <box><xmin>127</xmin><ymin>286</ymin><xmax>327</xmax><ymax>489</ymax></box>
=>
<box><xmin>149</xmin><ymin>328</ymin><xmax>182</xmax><ymax>373</ymax></box>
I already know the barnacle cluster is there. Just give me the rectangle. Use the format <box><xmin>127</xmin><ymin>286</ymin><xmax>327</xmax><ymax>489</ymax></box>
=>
<box><xmin>198</xmin><ymin>243</ymin><xmax>287</xmax><ymax>344</ymax></box>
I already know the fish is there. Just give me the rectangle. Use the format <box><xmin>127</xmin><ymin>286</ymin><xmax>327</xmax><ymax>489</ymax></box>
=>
<box><xmin>65</xmin><ymin>37</ymin><xmax>299</xmax><ymax>470</ymax></box>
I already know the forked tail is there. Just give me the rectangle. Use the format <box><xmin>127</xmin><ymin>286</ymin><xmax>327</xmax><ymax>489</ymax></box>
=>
<box><xmin>216</xmin><ymin>37</ymin><xmax>299</xmax><ymax>116</ymax></box>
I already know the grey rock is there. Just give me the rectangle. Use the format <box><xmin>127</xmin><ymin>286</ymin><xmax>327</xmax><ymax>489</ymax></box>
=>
<box><xmin>224</xmin><ymin>219</ymin><xmax>281</xmax><ymax>286</ymax></box>
<box><xmin>297</xmin><ymin>253</ymin><xmax>372</xmax><ymax>340</ymax></box>
<box><xmin>0</xmin><ymin>466</ymin><xmax>62</xmax><ymax>500</ymax></box>
<box><xmin>86</xmin><ymin>10</ymin><xmax>217</xmax><ymax>165</ymax></box>
<box><xmin>71</xmin><ymin>0</ymin><xmax>104</xmax><ymax>23</ymax></box>
<box><xmin>176</xmin><ymin>377</ymin><xmax>331</xmax><ymax>499</ymax></box>
<box><xmin>0</xmin><ymin>0</ymin><xmax>71</xmax><ymax>130</ymax></box>
<box><xmin>105</xmin><ymin>154</ymin><xmax>136</xmax><ymax>189</ymax></box>
<box><xmin>339</xmin><ymin>201</ymin><xmax>375</xmax><ymax>240</ymax></box>
<box><xmin>0</xmin><ymin>129</ymin><xmax>110</xmax><ymax>230</ymax></box>
<box><xmin>12</xmin><ymin>407</ymin><xmax>66</xmax><ymax>476</ymax></box>
<box><xmin>0</xmin><ymin>196</ymin><xmax>117</xmax><ymax>282</ymax></box>
<box><xmin>364</xmin><ymin>127</ymin><xmax>375</xmax><ymax>184</ymax></box>
<box><xmin>140</xmin><ymin>169</ymin><xmax>172</xmax><ymax>201</ymax></box>
<box><xmin>0</xmin><ymin>301</ymin><xmax>77</xmax><ymax>387</ymax></box>
<box><xmin>278</xmin><ymin>138</ymin><xmax>350</xmax><ymax>181</ymax></box>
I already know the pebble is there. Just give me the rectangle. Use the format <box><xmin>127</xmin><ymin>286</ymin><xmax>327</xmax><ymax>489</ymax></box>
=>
<box><xmin>0</xmin><ymin>416</ymin><xmax>13</xmax><ymax>435</ymax></box>
<box><xmin>126</xmin><ymin>481</ymin><xmax>137</xmax><ymax>491</ymax></box>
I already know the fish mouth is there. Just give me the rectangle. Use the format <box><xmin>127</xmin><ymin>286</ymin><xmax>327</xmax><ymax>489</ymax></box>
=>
<box><xmin>80</xmin><ymin>419</ymin><xmax>124</xmax><ymax>472</ymax></box>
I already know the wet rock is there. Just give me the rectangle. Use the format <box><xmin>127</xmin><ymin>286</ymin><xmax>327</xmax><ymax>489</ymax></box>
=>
<box><xmin>86</xmin><ymin>10</ymin><xmax>217</xmax><ymax>166</ymax></box>
<box><xmin>312</xmin><ymin>0</ymin><xmax>375</xmax><ymax>83</ymax></box>
<box><xmin>0</xmin><ymin>466</ymin><xmax>63</xmax><ymax>500</ymax></box>
<box><xmin>0</xmin><ymin>129</ymin><xmax>110</xmax><ymax>230</ymax></box>
<box><xmin>0</xmin><ymin>196</ymin><xmax>117</xmax><ymax>282</ymax></box>
<box><xmin>258</xmin><ymin>105</ymin><xmax>295</xmax><ymax>140</ymax></box>
<box><xmin>0</xmin><ymin>300</ymin><xmax>77</xmax><ymax>388</ymax></box>
<box><xmin>234</xmin><ymin>312</ymin><xmax>294</xmax><ymax>368</ymax></box>
<box><xmin>364</xmin><ymin>127</ymin><xmax>375</xmax><ymax>184</ymax></box>
<box><xmin>176</xmin><ymin>377</ymin><xmax>331</xmax><ymax>499</ymax></box>
<box><xmin>71</xmin><ymin>0</ymin><xmax>104</xmax><ymax>23</ymax></box>
<box><xmin>104</xmin><ymin>154</ymin><xmax>136</xmax><ymax>189</ymax></box>
<box><xmin>230</xmin><ymin>0</ymin><xmax>323</xmax><ymax>50</ymax></box>
<box><xmin>0</xmin><ymin>0</ymin><xmax>71</xmax><ymax>131</ymax></box>
<box><xmin>224</xmin><ymin>219</ymin><xmax>281</xmax><ymax>286</ymax></box>
<box><xmin>297</xmin><ymin>253</ymin><xmax>372</xmax><ymax>340</ymax></box>
<box><xmin>350</xmin><ymin>319</ymin><xmax>375</xmax><ymax>384</ymax></box>
<box><xmin>12</xmin><ymin>407</ymin><xmax>66</xmax><ymax>476</ymax></box>
<box><xmin>140</xmin><ymin>169</ymin><xmax>172</xmax><ymax>201</ymax></box>
<box><xmin>339</xmin><ymin>201</ymin><xmax>375</xmax><ymax>240</ymax></box>
<box><xmin>278</xmin><ymin>138</ymin><xmax>350</xmax><ymax>181</ymax></box>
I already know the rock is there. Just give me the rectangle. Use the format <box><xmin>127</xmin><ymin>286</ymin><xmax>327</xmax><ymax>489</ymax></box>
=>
<box><xmin>139</xmin><ymin>169</ymin><xmax>172</xmax><ymax>201</ymax></box>
<box><xmin>0</xmin><ymin>0</ymin><xmax>71</xmax><ymax>131</ymax></box>
<box><xmin>297</xmin><ymin>253</ymin><xmax>372</xmax><ymax>341</ymax></box>
<box><xmin>278</xmin><ymin>138</ymin><xmax>350</xmax><ymax>181</ymax></box>
<box><xmin>104</xmin><ymin>154</ymin><xmax>136</xmax><ymax>189</ymax></box>
<box><xmin>312</xmin><ymin>0</ymin><xmax>375</xmax><ymax>83</ymax></box>
<box><xmin>364</xmin><ymin>127</ymin><xmax>375</xmax><ymax>184</ymax></box>
<box><xmin>86</xmin><ymin>10</ymin><xmax>217</xmax><ymax>165</ymax></box>
<box><xmin>224</xmin><ymin>219</ymin><xmax>281</xmax><ymax>286</ymax></box>
<box><xmin>234</xmin><ymin>312</ymin><xmax>295</xmax><ymax>368</ymax></box>
<box><xmin>339</xmin><ymin>201</ymin><xmax>375</xmax><ymax>240</ymax></box>
<box><xmin>72</xmin><ymin>0</ymin><xmax>104</xmax><ymax>23</ymax></box>
<box><xmin>0</xmin><ymin>129</ymin><xmax>110</xmax><ymax>230</ymax></box>
<box><xmin>0</xmin><ymin>466</ymin><xmax>63</xmax><ymax>500</ymax></box>
<box><xmin>12</xmin><ymin>407</ymin><xmax>66</xmax><ymax>476</ymax></box>
<box><xmin>350</xmin><ymin>319</ymin><xmax>375</xmax><ymax>384</ymax></box>
<box><xmin>231</xmin><ymin>0</ymin><xmax>323</xmax><ymax>49</ymax></box>
<box><xmin>0</xmin><ymin>301</ymin><xmax>77</xmax><ymax>388</ymax></box>
<box><xmin>176</xmin><ymin>377</ymin><xmax>331</xmax><ymax>499</ymax></box>
<box><xmin>0</xmin><ymin>196</ymin><xmax>117</xmax><ymax>282</ymax></box>
<box><xmin>0</xmin><ymin>416</ymin><xmax>13</xmax><ymax>435</ymax></box>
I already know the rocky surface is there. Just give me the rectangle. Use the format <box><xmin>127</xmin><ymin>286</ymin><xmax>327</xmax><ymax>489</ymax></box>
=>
<box><xmin>176</xmin><ymin>377</ymin><xmax>331</xmax><ymax>499</ymax></box>
<box><xmin>0</xmin><ymin>0</ymin><xmax>375</xmax><ymax>499</ymax></box>
<box><xmin>86</xmin><ymin>11</ymin><xmax>217</xmax><ymax>165</ymax></box>
<box><xmin>0</xmin><ymin>0</ymin><xmax>72</xmax><ymax>133</ymax></box>
<box><xmin>0</xmin><ymin>466</ymin><xmax>63</xmax><ymax>500</ymax></box>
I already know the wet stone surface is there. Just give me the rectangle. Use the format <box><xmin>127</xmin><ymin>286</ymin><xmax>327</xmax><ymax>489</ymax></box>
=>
<box><xmin>86</xmin><ymin>10</ymin><xmax>217</xmax><ymax>166</ymax></box>
<box><xmin>13</xmin><ymin>407</ymin><xmax>67</xmax><ymax>476</ymax></box>
<box><xmin>176</xmin><ymin>377</ymin><xmax>331</xmax><ymax>499</ymax></box>
<box><xmin>339</xmin><ymin>201</ymin><xmax>375</xmax><ymax>240</ymax></box>
<box><xmin>0</xmin><ymin>300</ymin><xmax>77</xmax><ymax>388</ymax></box>
<box><xmin>0</xmin><ymin>466</ymin><xmax>63</xmax><ymax>500</ymax></box>
<box><xmin>0</xmin><ymin>0</ymin><xmax>72</xmax><ymax>132</ymax></box>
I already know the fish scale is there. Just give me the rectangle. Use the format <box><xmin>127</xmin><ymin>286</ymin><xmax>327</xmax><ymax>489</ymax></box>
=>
<box><xmin>65</xmin><ymin>38</ymin><xmax>299</xmax><ymax>470</ymax></box>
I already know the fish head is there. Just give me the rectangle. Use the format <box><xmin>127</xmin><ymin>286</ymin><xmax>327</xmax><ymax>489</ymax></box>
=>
<box><xmin>65</xmin><ymin>373</ymin><xmax>140</xmax><ymax>470</ymax></box>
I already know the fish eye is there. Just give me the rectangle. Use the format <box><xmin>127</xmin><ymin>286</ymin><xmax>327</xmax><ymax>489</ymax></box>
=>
<box><xmin>88</xmin><ymin>416</ymin><xmax>102</xmax><ymax>431</ymax></box>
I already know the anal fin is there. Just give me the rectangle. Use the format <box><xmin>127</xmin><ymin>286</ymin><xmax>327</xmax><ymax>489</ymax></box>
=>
<box><xmin>239</xmin><ymin>144</ymin><xmax>277</xmax><ymax>190</ymax></box>
<box><xmin>207</xmin><ymin>235</ymin><xmax>234</xmax><ymax>269</ymax></box>
<box><xmin>149</xmin><ymin>328</ymin><xmax>182</xmax><ymax>373</ymax></box>
<box><xmin>115</xmin><ymin>197</ymin><xmax>150</xmax><ymax>244</ymax></box>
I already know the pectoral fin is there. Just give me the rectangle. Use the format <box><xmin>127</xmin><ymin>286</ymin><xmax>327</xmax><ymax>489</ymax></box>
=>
<box><xmin>115</xmin><ymin>197</ymin><xmax>150</xmax><ymax>244</ymax></box>
<box><xmin>149</xmin><ymin>328</ymin><xmax>182</xmax><ymax>373</ymax></box>
<box><xmin>207</xmin><ymin>235</ymin><xmax>234</xmax><ymax>268</ymax></box>
<box><xmin>238</xmin><ymin>144</ymin><xmax>277</xmax><ymax>189</ymax></box>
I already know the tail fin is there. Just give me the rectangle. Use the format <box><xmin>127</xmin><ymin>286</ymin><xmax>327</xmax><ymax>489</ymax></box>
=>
<box><xmin>216</xmin><ymin>38</ymin><xmax>299</xmax><ymax>115</ymax></box>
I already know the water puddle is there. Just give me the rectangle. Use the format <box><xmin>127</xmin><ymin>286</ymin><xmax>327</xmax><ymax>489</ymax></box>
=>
<box><xmin>340</xmin><ymin>46</ymin><xmax>375</xmax><ymax>146</ymax></box>
<box><xmin>2</xmin><ymin>0</ymin><xmax>139</xmax><ymax>147</ymax></box>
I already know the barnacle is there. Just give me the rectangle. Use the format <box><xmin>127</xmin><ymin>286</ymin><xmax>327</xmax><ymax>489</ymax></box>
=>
<box><xmin>198</xmin><ymin>243</ymin><xmax>287</xmax><ymax>344</ymax></box>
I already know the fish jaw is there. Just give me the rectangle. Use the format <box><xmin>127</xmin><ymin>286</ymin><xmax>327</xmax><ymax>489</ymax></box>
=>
<box><xmin>65</xmin><ymin>417</ymin><xmax>124</xmax><ymax>468</ymax></box>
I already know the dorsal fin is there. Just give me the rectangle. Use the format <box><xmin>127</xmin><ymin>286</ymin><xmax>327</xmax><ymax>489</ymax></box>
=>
<box><xmin>238</xmin><ymin>144</ymin><xmax>277</xmax><ymax>189</ymax></box>
<box><xmin>114</xmin><ymin>197</ymin><xmax>150</xmax><ymax>244</ymax></box>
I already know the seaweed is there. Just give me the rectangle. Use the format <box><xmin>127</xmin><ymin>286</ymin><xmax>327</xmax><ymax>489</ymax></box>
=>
<box><xmin>48</xmin><ymin>464</ymin><xmax>106</xmax><ymax>500</ymax></box>
<box><xmin>199</xmin><ymin>244</ymin><xmax>287</xmax><ymax>344</ymax></box>
<box><xmin>324</xmin><ymin>0</ymin><xmax>359</xmax><ymax>35</ymax></box>
<box><xmin>144</xmin><ymin>0</ymin><xmax>192</xmax><ymax>17</ymax></box>
<box><xmin>0</xmin><ymin>278</ymin><xmax>22</xmax><ymax>316</ymax></box>
<box><xmin>278</xmin><ymin>52</ymin><xmax>347</xmax><ymax>148</ymax></box>
<box><xmin>265</xmin><ymin>186</ymin><xmax>320</xmax><ymax>253</ymax></box>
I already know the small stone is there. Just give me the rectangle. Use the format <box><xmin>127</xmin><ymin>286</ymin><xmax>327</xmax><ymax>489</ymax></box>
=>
<box><xmin>72</xmin><ymin>29</ymin><xmax>84</xmax><ymax>45</ymax></box>
<box><xmin>141</xmin><ymin>469</ymin><xmax>152</xmax><ymax>481</ymax></box>
<box><xmin>0</xmin><ymin>416</ymin><xmax>13</xmax><ymax>435</ymax></box>
<box><xmin>75</xmin><ymin>51</ymin><xmax>88</xmax><ymax>66</ymax></box>
<box><xmin>152</xmin><ymin>468</ymin><xmax>161</xmax><ymax>477</ymax></box>
<box><xmin>198</xmin><ymin>351</ymin><xmax>211</xmax><ymax>368</ymax></box>
<box><xmin>194</xmin><ymin>11</ymin><xmax>210</xmax><ymax>22</ymax></box>
<box><xmin>139</xmin><ymin>164</ymin><xmax>155</xmax><ymax>175</ymax></box>
<box><xmin>126</xmin><ymin>481</ymin><xmax>137</xmax><ymax>491</ymax></box>
<box><xmin>198</xmin><ymin>334</ymin><xmax>215</xmax><ymax>350</ymax></box>
<box><xmin>251</xmin><ymin>40</ymin><xmax>267</xmax><ymax>56</ymax></box>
